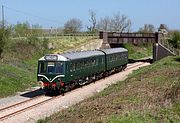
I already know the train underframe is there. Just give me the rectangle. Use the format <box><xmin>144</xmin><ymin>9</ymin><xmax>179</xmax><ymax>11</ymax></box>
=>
<box><xmin>42</xmin><ymin>64</ymin><xmax>127</xmax><ymax>95</ymax></box>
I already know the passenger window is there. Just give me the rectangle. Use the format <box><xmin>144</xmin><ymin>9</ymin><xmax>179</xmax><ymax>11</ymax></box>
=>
<box><xmin>84</xmin><ymin>61</ymin><xmax>87</xmax><ymax>67</ymax></box>
<box><xmin>56</xmin><ymin>62</ymin><xmax>64</xmax><ymax>74</ymax></box>
<box><xmin>70</xmin><ymin>63</ymin><xmax>73</xmax><ymax>72</ymax></box>
<box><xmin>81</xmin><ymin>62</ymin><xmax>84</xmax><ymax>68</ymax></box>
<box><xmin>73</xmin><ymin>63</ymin><xmax>76</xmax><ymax>71</ymax></box>
<box><xmin>101</xmin><ymin>58</ymin><xmax>104</xmax><ymax>64</ymax></box>
<box><xmin>92</xmin><ymin>59</ymin><xmax>96</xmax><ymax>65</ymax></box>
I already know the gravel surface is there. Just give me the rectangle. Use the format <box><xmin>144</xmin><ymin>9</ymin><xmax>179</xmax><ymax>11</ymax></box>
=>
<box><xmin>0</xmin><ymin>96</ymin><xmax>51</xmax><ymax>119</ymax></box>
<box><xmin>0</xmin><ymin>62</ymin><xmax>150</xmax><ymax>123</ymax></box>
<box><xmin>0</xmin><ymin>87</ymin><xmax>43</xmax><ymax>110</ymax></box>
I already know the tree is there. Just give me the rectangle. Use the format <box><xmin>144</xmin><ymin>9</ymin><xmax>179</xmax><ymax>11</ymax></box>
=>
<box><xmin>87</xmin><ymin>10</ymin><xmax>97</xmax><ymax>33</ymax></box>
<box><xmin>109</xmin><ymin>12</ymin><xmax>131</xmax><ymax>32</ymax></box>
<box><xmin>97</xmin><ymin>16</ymin><xmax>111</xmax><ymax>31</ymax></box>
<box><xmin>158</xmin><ymin>24</ymin><xmax>168</xmax><ymax>35</ymax></box>
<box><xmin>0</xmin><ymin>27</ymin><xmax>10</xmax><ymax>58</ymax></box>
<box><xmin>96</xmin><ymin>12</ymin><xmax>131</xmax><ymax>32</ymax></box>
<box><xmin>168</xmin><ymin>31</ymin><xmax>180</xmax><ymax>49</ymax></box>
<box><xmin>138</xmin><ymin>24</ymin><xmax>156</xmax><ymax>33</ymax></box>
<box><xmin>159</xmin><ymin>24</ymin><xmax>168</xmax><ymax>31</ymax></box>
<box><xmin>64</xmin><ymin>18</ymin><xmax>82</xmax><ymax>33</ymax></box>
<box><xmin>31</xmin><ymin>24</ymin><xmax>43</xmax><ymax>36</ymax></box>
<box><xmin>13</xmin><ymin>22</ymin><xmax>30</xmax><ymax>36</ymax></box>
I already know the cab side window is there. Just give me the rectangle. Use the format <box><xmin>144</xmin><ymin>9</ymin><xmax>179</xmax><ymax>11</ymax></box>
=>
<box><xmin>39</xmin><ymin>62</ymin><xmax>47</xmax><ymax>74</ymax></box>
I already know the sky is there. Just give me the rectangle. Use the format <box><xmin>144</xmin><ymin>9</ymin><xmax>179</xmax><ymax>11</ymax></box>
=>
<box><xmin>0</xmin><ymin>0</ymin><xmax>180</xmax><ymax>31</ymax></box>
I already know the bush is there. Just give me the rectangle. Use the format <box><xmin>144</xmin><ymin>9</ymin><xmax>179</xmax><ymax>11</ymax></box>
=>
<box><xmin>168</xmin><ymin>31</ymin><xmax>180</xmax><ymax>49</ymax></box>
<box><xmin>27</xmin><ymin>34</ymin><xmax>39</xmax><ymax>46</ymax></box>
<box><xmin>26</xmin><ymin>34</ymin><xmax>49</xmax><ymax>54</ymax></box>
<box><xmin>42</xmin><ymin>38</ymin><xmax>49</xmax><ymax>49</ymax></box>
<box><xmin>0</xmin><ymin>28</ymin><xmax>10</xmax><ymax>58</ymax></box>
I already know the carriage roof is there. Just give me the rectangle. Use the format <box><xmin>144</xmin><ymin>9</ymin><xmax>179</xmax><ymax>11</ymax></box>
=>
<box><xmin>100</xmin><ymin>48</ymin><xmax>128</xmax><ymax>55</ymax></box>
<box><xmin>39</xmin><ymin>48</ymin><xmax>128</xmax><ymax>61</ymax></box>
<box><xmin>39</xmin><ymin>50</ymin><xmax>104</xmax><ymax>61</ymax></box>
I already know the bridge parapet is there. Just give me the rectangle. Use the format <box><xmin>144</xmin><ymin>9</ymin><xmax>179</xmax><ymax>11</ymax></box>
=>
<box><xmin>100</xmin><ymin>31</ymin><xmax>161</xmax><ymax>47</ymax></box>
<box><xmin>99</xmin><ymin>31</ymin><xmax>178</xmax><ymax>62</ymax></box>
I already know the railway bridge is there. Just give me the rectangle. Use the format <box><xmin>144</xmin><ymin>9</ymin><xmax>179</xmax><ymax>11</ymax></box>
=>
<box><xmin>99</xmin><ymin>31</ymin><xmax>179</xmax><ymax>62</ymax></box>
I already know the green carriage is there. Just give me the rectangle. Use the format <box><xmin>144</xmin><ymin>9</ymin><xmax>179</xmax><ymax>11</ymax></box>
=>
<box><xmin>100</xmin><ymin>48</ymin><xmax>128</xmax><ymax>72</ymax></box>
<box><xmin>37</xmin><ymin>50</ymin><xmax>105</xmax><ymax>93</ymax></box>
<box><xmin>37</xmin><ymin>48</ymin><xmax>128</xmax><ymax>94</ymax></box>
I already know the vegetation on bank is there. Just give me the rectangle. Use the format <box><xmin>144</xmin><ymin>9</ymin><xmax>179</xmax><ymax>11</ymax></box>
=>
<box><xmin>0</xmin><ymin>33</ymin><xmax>96</xmax><ymax>98</ymax></box>
<box><xmin>38</xmin><ymin>56</ymin><xmax>180</xmax><ymax>123</ymax></box>
<box><xmin>51</xmin><ymin>36</ymin><xmax>97</xmax><ymax>53</ymax></box>
<box><xmin>0</xmin><ymin>34</ymin><xmax>49</xmax><ymax>97</ymax></box>
<box><xmin>0</xmin><ymin>28</ymin><xmax>10</xmax><ymax>58</ymax></box>
<box><xmin>123</xmin><ymin>43</ymin><xmax>153</xmax><ymax>59</ymax></box>
<box><xmin>0</xmin><ymin>23</ymin><xmax>178</xmax><ymax>99</ymax></box>
<box><xmin>168</xmin><ymin>31</ymin><xmax>180</xmax><ymax>49</ymax></box>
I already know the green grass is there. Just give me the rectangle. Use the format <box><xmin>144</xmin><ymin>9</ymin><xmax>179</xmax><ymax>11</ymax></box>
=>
<box><xmin>123</xmin><ymin>43</ymin><xmax>152</xmax><ymax>59</ymax></box>
<box><xmin>107</xmin><ymin>112</ymin><xmax>158</xmax><ymax>123</ymax></box>
<box><xmin>50</xmin><ymin>36</ymin><xmax>97</xmax><ymax>53</ymax></box>
<box><xmin>105</xmin><ymin>56</ymin><xmax>180</xmax><ymax>123</ymax></box>
<box><xmin>107</xmin><ymin>103</ymin><xmax>180</xmax><ymax>123</ymax></box>
<box><xmin>0</xmin><ymin>63</ymin><xmax>36</xmax><ymax>97</ymax></box>
<box><xmin>0</xmin><ymin>38</ymin><xmax>41</xmax><ymax>98</ymax></box>
<box><xmin>38</xmin><ymin>56</ymin><xmax>180</xmax><ymax>123</ymax></box>
<box><xmin>0</xmin><ymin>36</ymin><xmax>97</xmax><ymax>98</ymax></box>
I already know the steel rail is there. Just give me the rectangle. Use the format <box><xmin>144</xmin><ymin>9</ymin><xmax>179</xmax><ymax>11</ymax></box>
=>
<box><xmin>0</xmin><ymin>95</ymin><xmax>44</xmax><ymax>112</ymax></box>
<box><xmin>0</xmin><ymin>96</ymin><xmax>56</xmax><ymax>121</ymax></box>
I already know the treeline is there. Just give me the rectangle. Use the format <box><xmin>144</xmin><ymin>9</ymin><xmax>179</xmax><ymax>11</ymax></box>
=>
<box><xmin>0</xmin><ymin>11</ymin><xmax>171</xmax><ymax>36</ymax></box>
<box><xmin>0</xmin><ymin>26</ymin><xmax>49</xmax><ymax>59</ymax></box>
<box><xmin>1</xmin><ymin>11</ymin><xmax>134</xmax><ymax>37</ymax></box>
<box><xmin>0</xmin><ymin>10</ymin><xmax>179</xmax><ymax>59</ymax></box>
<box><xmin>5</xmin><ymin>22</ymin><xmax>43</xmax><ymax>37</ymax></box>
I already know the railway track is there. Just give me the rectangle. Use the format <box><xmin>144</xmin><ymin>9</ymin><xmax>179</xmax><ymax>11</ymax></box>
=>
<box><xmin>126</xmin><ymin>62</ymin><xmax>145</xmax><ymax>70</ymax></box>
<box><xmin>0</xmin><ymin>95</ymin><xmax>44</xmax><ymax>112</ymax></box>
<box><xmin>0</xmin><ymin>95</ymin><xmax>54</xmax><ymax>121</ymax></box>
<box><xmin>0</xmin><ymin>62</ymin><xmax>147</xmax><ymax>121</ymax></box>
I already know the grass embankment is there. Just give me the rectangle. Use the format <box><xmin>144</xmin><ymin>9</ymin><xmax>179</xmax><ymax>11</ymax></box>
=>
<box><xmin>38</xmin><ymin>56</ymin><xmax>180</xmax><ymax>123</ymax></box>
<box><xmin>124</xmin><ymin>43</ymin><xmax>152</xmax><ymax>59</ymax></box>
<box><xmin>0</xmin><ymin>36</ymin><xmax>96</xmax><ymax>98</ymax></box>
<box><xmin>51</xmin><ymin>36</ymin><xmax>97</xmax><ymax>53</ymax></box>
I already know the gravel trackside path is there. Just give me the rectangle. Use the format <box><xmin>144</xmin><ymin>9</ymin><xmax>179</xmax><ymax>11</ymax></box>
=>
<box><xmin>0</xmin><ymin>62</ymin><xmax>150</xmax><ymax>123</ymax></box>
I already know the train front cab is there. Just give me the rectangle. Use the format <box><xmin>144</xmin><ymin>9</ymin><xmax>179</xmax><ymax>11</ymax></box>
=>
<box><xmin>37</xmin><ymin>60</ymin><xmax>66</xmax><ymax>93</ymax></box>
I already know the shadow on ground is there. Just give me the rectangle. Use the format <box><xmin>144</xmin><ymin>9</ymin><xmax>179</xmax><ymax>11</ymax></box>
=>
<box><xmin>128</xmin><ymin>58</ymin><xmax>153</xmax><ymax>64</ymax></box>
<box><xmin>174</xmin><ymin>57</ymin><xmax>180</xmax><ymax>62</ymax></box>
<box><xmin>20</xmin><ymin>89</ymin><xmax>45</xmax><ymax>98</ymax></box>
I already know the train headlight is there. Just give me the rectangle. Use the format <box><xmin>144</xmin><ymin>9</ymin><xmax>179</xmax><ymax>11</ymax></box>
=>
<box><xmin>40</xmin><ymin>78</ymin><xmax>43</xmax><ymax>81</ymax></box>
<box><xmin>39</xmin><ymin>81</ymin><xmax>44</xmax><ymax>89</ymax></box>
<box><xmin>58</xmin><ymin>78</ymin><xmax>61</xmax><ymax>81</ymax></box>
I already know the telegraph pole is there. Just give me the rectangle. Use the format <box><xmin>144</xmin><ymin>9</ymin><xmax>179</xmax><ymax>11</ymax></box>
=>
<box><xmin>2</xmin><ymin>5</ymin><xmax>5</xmax><ymax>29</ymax></box>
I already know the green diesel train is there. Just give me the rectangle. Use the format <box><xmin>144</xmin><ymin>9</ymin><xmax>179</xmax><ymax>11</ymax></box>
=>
<box><xmin>37</xmin><ymin>48</ymin><xmax>128</xmax><ymax>94</ymax></box>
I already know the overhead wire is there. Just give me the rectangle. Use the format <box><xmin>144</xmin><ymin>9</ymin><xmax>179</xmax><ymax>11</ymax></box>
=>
<box><xmin>3</xmin><ymin>5</ymin><xmax>62</xmax><ymax>25</ymax></box>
